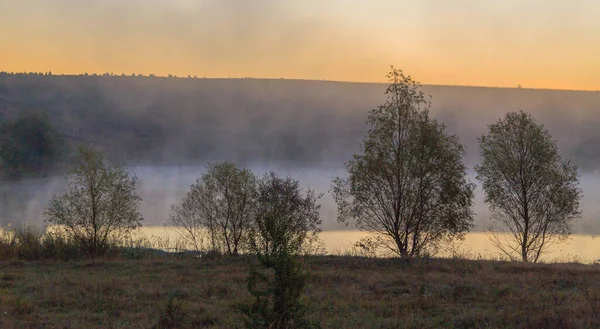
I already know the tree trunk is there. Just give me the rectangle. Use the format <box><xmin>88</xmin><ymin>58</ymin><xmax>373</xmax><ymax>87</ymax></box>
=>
<box><xmin>395</xmin><ymin>235</ymin><xmax>410</xmax><ymax>258</ymax></box>
<box><xmin>521</xmin><ymin>241</ymin><xmax>528</xmax><ymax>262</ymax></box>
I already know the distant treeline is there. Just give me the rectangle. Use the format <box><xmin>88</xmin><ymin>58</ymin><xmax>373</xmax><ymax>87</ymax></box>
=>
<box><xmin>0</xmin><ymin>71</ymin><xmax>283</xmax><ymax>80</ymax></box>
<box><xmin>1</xmin><ymin>73</ymin><xmax>600</xmax><ymax>172</ymax></box>
<box><xmin>0</xmin><ymin>112</ymin><xmax>64</xmax><ymax>180</ymax></box>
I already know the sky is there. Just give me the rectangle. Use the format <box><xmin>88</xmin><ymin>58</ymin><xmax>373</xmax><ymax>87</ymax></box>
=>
<box><xmin>1</xmin><ymin>0</ymin><xmax>599</xmax><ymax>90</ymax></box>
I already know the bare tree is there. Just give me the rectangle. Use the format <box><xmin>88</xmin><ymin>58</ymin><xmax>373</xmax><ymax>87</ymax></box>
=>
<box><xmin>44</xmin><ymin>145</ymin><xmax>143</xmax><ymax>257</ymax></box>
<box><xmin>475</xmin><ymin>111</ymin><xmax>581</xmax><ymax>262</ymax></box>
<box><xmin>331</xmin><ymin>67</ymin><xmax>475</xmax><ymax>258</ymax></box>
<box><xmin>169</xmin><ymin>162</ymin><xmax>256</xmax><ymax>255</ymax></box>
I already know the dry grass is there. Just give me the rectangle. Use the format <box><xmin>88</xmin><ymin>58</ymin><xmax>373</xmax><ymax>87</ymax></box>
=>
<box><xmin>0</xmin><ymin>256</ymin><xmax>599</xmax><ymax>328</ymax></box>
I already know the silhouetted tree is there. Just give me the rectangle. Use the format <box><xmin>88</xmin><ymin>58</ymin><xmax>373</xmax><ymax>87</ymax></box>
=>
<box><xmin>476</xmin><ymin>111</ymin><xmax>581</xmax><ymax>262</ymax></box>
<box><xmin>44</xmin><ymin>145</ymin><xmax>143</xmax><ymax>257</ymax></box>
<box><xmin>332</xmin><ymin>67</ymin><xmax>475</xmax><ymax>258</ymax></box>
<box><xmin>247</xmin><ymin>172</ymin><xmax>321</xmax><ymax>329</ymax></box>
<box><xmin>170</xmin><ymin>162</ymin><xmax>257</xmax><ymax>255</ymax></box>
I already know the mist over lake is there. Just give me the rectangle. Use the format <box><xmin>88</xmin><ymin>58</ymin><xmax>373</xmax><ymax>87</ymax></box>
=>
<box><xmin>7</xmin><ymin>163</ymin><xmax>600</xmax><ymax>262</ymax></box>
<box><xmin>2</xmin><ymin>164</ymin><xmax>600</xmax><ymax>234</ymax></box>
<box><xmin>2</xmin><ymin>78</ymin><xmax>600</xmax><ymax>262</ymax></box>
<box><xmin>3</xmin><ymin>2</ymin><xmax>600</xmax><ymax>326</ymax></box>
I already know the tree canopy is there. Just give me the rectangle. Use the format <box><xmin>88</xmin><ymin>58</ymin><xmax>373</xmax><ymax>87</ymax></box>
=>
<box><xmin>0</xmin><ymin>111</ymin><xmax>63</xmax><ymax>180</ymax></box>
<box><xmin>475</xmin><ymin>111</ymin><xmax>581</xmax><ymax>262</ymax></box>
<box><xmin>169</xmin><ymin>162</ymin><xmax>257</xmax><ymax>255</ymax></box>
<box><xmin>44</xmin><ymin>145</ymin><xmax>143</xmax><ymax>257</ymax></box>
<box><xmin>332</xmin><ymin>67</ymin><xmax>475</xmax><ymax>258</ymax></box>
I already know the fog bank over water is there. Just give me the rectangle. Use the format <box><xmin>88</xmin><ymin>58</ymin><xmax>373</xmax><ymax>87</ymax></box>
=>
<box><xmin>2</xmin><ymin>165</ymin><xmax>600</xmax><ymax>235</ymax></box>
<box><xmin>3</xmin><ymin>77</ymin><xmax>600</xmax><ymax>172</ymax></box>
<box><xmin>3</xmin><ymin>77</ymin><xmax>600</xmax><ymax>234</ymax></box>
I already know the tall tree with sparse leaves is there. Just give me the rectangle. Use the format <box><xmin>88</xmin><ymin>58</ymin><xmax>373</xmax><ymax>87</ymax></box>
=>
<box><xmin>475</xmin><ymin>111</ymin><xmax>581</xmax><ymax>262</ymax></box>
<box><xmin>170</xmin><ymin>162</ymin><xmax>257</xmax><ymax>255</ymax></box>
<box><xmin>332</xmin><ymin>67</ymin><xmax>475</xmax><ymax>258</ymax></box>
<box><xmin>44</xmin><ymin>145</ymin><xmax>143</xmax><ymax>257</ymax></box>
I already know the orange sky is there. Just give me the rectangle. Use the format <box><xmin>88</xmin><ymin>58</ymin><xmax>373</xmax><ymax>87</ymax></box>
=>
<box><xmin>1</xmin><ymin>0</ymin><xmax>599</xmax><ymax>90</ymax></box>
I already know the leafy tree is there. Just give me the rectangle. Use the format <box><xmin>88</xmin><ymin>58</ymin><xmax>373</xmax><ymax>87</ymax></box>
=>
<box><xmin>332</xmin><ymin>67</ymin><xmax>475</xmax><ymax>258</ymax></box>
<box><xmin>44</xmin><ymin>145</ymin><xmax>143</xmax><ymax>257</ymax></box>
<box><xmin>0</xmin><ymin>111</ymin><xmax>63</xmax><ymax>179</ymax></box>
<box><xmin>475</xmin><ymin>111</ymin><xmax>581</xmax><ymax>262</ymax></box>
<box><xmin>169</xmin><ymin>162</ymin><xmax>257</xmax><ymax>255</ymax></box>
<box><xmin>246</xmin><ymin>172</ymin><xmax>321</xmax><ymax>329</ymax></box>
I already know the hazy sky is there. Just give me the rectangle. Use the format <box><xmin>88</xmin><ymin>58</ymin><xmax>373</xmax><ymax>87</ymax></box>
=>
<box><xmin>1</xmin><ymin>0</ymin><xmax>599</xmax><ymax>89</ymax></box>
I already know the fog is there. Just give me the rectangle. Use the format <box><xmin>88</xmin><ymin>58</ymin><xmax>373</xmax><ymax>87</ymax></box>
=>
<box><xmin>2</xmin><ymin>165</ymin><xmax>600</xmax><ymax>235</ymax></box>
<box><xmin>2</xmin><ymin>77</ymin><xmax>600</xmax><ymax>234</ymax></box>
<box><xmin>3</xmin><ymin>77</ymin><xmax>600</xmax><ymax>171</ymax></box>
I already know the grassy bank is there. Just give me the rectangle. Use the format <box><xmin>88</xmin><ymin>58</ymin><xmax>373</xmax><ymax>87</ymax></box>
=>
<box><xmin>0</xmin><ymin>255</ymin><xmax>599</xmax><ymax>328</ymax></box>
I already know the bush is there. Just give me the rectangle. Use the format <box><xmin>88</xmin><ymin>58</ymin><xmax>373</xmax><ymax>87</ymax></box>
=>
<box><xmin>41</xmin><ymin>230</ymin><xmax>83</xmax><ymax>261</ymax></box>
<box><xmin>154</xmin><ymin>293</ymin><xmax>188</xmax><ymax>329</ymax></box>
<box><xmin>0</xmin><ymin>227</ymin><xmax>43</xmax><ymax>261</ymax></box>
<box><xmin>0</xmin><ymin>226</ymin><xmax>92</xmax><ymax>261</ymax></box>
<box><xmin>246</xmin><ymin>172</ymin><xmax>321</xmax><ymax>329</ymax></box>
<box><xmin>247</xmin><ymin>255</ymin><xmax>311</xmax><ymax>328</ymax></box>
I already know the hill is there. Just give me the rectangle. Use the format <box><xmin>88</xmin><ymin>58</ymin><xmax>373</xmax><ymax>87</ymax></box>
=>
<box><xmin>2</xmin><ymin>73</ymin><xmax>600</xmax><ymax>171</ymax></box>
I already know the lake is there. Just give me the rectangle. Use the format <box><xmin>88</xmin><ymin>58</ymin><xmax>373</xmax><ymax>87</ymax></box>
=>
<box><xmin>136</xmin><ymin>226</ymin><xmax>600</xmax><ymax>264</ymax></box>
<box><xmin>2</xmin><ymin>165</ymin><xmax>600</xmax><ymax>263</ymax></box>
<box><xmin>1</xmin><ymin>224</ymin><xmax>598</xmax><ymax>263</ymax></box>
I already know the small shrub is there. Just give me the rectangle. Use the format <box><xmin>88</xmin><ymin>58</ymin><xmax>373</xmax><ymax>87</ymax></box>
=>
<box><xmin>0</xmin><ymin>227</ymin><xmax>90</xmax><ymax>261</ymax></box>
<box><xmin>0</xmin><ymin>229</ymin><xmax>17</xmax><ymax>260</ymax></box>
<box><xmin>10</xmin><ymin>297</ymin><xmax>35</xmax><ymax>316</ymax></box>
<box><xmin>42</xmin><ymin>231</ymin><xmax>85</xmax><ymax>260</ymax></box>
<box><xmin>0</xmin><ymin>227</ymin><xmax>44</xmax><ymax>261</ymax></box>
<box><xmin>154</xmin><ymin>294</ymin><xmax>188</xmax><ymax>329</ymax></box>
<box><xmin>1</xmin><ymin>273</ymin><xmax>16</xmax><ymax>281</ymax></box>
<box><xmin>202</xmin><ymin>249</ymin><xmax>222</xmax><ymax>260</ymax></box>
<box><xmin>14</xmin><ymin>228</ymin><xmax>44</xmax><ymax>261</ymax></box>
<box><xmin>247</xmin><ymin>256</ymin><xmax>311</xmax><ymax>328</ymax></box>
<box><xmin>525</xmin><ymin>311</ymin><xmax>572</xmax><ymax>329</ymax></box>
<box><xmin>246</xmin><ymin>173</ymin><xmax>322</xmax><ymax>329</ymax></box>
<box><xmin>191</xmin><ymin>306</ymin><xmax>219</xmax><ymax>328</ymax></box>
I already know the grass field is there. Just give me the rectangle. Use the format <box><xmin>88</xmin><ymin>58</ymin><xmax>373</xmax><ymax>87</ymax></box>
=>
<box><xmin>0</xmin><ymin>255</ymin><xmax>599</xmax><ymax>328</ymax></box>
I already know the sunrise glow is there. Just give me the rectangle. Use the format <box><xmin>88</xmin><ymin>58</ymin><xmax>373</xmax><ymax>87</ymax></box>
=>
<box><xmin>1</xmin><ymin>0</ymin><xmax>599</xmax><ymax>90</ymax></box>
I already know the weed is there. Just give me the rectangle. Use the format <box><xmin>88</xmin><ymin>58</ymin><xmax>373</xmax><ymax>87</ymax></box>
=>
<box><xmin>154</xmin><ymin>293</ymin><xmax>188</xmax><ymax>329</ymax></box>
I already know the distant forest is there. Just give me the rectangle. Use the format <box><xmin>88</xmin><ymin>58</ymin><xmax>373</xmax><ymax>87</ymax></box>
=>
<box><xmin>2</xmin><ymin>72</ymin><xmax>600</xmax><ymax>177</ymax></box>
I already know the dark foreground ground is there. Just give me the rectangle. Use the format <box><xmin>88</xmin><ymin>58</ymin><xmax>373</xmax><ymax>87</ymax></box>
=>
<box><xmin>0</xmin><ymin>255</ymin><xmax>599</xmax><ymax>328</ymax></box>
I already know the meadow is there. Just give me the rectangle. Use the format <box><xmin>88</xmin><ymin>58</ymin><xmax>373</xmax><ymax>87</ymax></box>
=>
<box><xmin>3</xmin><ymin>75</ymin><xmax>600</xmax><ymax>328</ymax></box>
<box><xmin>0</xmin><ymin>227</ymin><xmax>599</xmax><ymax>328</ymax></box>
<box><xmin>1</xmin><ymin>255</ymin><xmax>599</xmax><ymax>328</ymax></box>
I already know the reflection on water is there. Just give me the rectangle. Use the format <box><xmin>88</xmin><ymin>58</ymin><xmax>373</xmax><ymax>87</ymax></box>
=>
<box><xmin>2</xmin><ymin>223</ymin><xmax>598</xmax><ymax>263</ymax></box>
<box><xmin>136</xmin><ymin>227</ymin><xmax>600</xmax><ymax>264</ymax></box>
